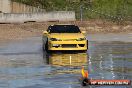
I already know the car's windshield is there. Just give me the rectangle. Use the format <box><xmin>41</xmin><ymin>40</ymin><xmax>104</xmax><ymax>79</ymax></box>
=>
<box><xmin>47</xmin><ymin>25</ymin><xmax>81</xmax><ymax>33</ymax></box>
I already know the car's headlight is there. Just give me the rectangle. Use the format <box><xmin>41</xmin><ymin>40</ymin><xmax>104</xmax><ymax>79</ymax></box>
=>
<box><xmin>76</xmin><ymin>38</ymin><xmax>86</xmax><ymax>41</ymax></box>
<box><xmin>50</xmin><ymin>38</ymin><xmax>62</xmax><ymax>41</ymax></box>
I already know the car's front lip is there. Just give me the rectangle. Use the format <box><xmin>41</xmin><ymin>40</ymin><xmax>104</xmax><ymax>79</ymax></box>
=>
<box><xmin>49</xmin><ymin>38</ymin><xmax>86</xmax><ymax>41</ymax></box>
<box><xmin>48</xmin><ymin>40</ymin><xmax>88</xmax><ymax>50</ymax></box>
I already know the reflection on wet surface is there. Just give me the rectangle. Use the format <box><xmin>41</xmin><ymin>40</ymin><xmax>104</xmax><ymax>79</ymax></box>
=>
<box><xmin>45</xmin><ymin>52</ymin><xmax>88</xmax><ymax>74</ymax></box>
<box><xmin>0</xmin><ymin>37</ymin><xmax>131</xmax><ymax>88</ymax></box>
<box><xmin>88</xmin><ymin>42</ymin><xmax>132</xmax><ymax>80</ymax></box>
<box><xmin>47</xmin><ymin>52</ymin><xmax>87</xmax><ymax>67</ymax></box>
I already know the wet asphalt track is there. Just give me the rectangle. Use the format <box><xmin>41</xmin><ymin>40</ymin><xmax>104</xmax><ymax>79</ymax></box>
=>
<box><xmin>0</xmin><ymin>34</ymin><xmax>132</xmax><ymax>88</ymax></box>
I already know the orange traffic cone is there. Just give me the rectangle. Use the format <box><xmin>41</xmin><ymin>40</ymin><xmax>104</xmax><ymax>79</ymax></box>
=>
<box><xmin>81</xmin><ymin>66</ymin><xmax>89</xmax><ymax>78</ymax></box>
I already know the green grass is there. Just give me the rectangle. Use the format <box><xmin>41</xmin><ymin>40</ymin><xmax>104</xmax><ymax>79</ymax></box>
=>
<box><xmin>12</xmin><ymin>0</ymin><xmax>132</xmax><ymax>21</ymax></box>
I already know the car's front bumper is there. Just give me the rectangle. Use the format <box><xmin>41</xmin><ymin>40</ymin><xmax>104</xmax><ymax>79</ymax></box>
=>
<box><xmin>48</xmin><ymin>40</ymin><xmax>88</xmax><ymax>51</ymax></box>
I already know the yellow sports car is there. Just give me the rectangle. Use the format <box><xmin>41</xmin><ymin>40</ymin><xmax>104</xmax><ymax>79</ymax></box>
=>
<box><xmin>43</xmin><ymin>24</ymin><xmax>88</xmax><ymax>52</ymax></box>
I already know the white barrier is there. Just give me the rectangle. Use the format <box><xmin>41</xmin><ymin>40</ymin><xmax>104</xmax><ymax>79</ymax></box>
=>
<box><xmin>0</xmin><ymin>11</ymin><xmax>75</xmax><ymax>23</ymax></box>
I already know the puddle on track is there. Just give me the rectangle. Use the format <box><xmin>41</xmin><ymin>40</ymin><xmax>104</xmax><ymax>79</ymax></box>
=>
<box><xmin>0</xmin><ymin>37</ymin><xmax>131</xmax><ymax>88</ymax></box>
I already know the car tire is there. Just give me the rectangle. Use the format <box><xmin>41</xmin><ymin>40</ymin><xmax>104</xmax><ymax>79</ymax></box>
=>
<box><xmin>45</xmin><ymin>40</ymin><xmax>48</xmax><ymax>51</ymax></box>
<box><xmin>87</xmin><ymin>40</ymin><xmax>88</xmax><ymax>50</ymax></box>
<box><xmin>45</xmin><ymin>40</ymin><xmax>51</xmax><ymax>53</ymax></box>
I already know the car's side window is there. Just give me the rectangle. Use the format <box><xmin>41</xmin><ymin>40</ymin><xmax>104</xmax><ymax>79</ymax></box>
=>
<box><xmin>47</xmin><ymin>26</ymin><xmax>52</xmax><ymax>33</ymax></box>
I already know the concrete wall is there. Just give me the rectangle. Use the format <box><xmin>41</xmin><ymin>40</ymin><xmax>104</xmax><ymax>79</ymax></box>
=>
<box><xmin>0</xmin><ymin>0</ymin><xmax>11</xmax><ymax>13</ymax></box>
<box><xmin>0</xmin><ymin>0</ymin><xmax>44</xmax><ymax>13</ymax></box>
<box><xmin>11</xmin><ymin>2</ymin><xmax>45</xmax><ymax>13</ymax></box>
<box><xmin>0</xmin><ymin>11</ymin><xmax>75</xmax><ymax>23</ymax></box>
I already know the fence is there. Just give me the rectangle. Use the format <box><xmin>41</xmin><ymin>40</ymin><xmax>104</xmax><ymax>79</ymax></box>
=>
<box><xmin>0</xmin><ymin>11</ymin><xmax>75</xmax><ymax>23</ymax></box>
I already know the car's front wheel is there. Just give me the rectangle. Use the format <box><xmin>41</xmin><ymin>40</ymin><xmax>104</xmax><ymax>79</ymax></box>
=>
<box><xmin>45</xmin><ymin>40</ymin><xmax>48</xmax><ymax>51</ymax></box>
<box><xmin>45</xmin><ymin>40</ymin><xmax>51</xmax><ymax>53</ymax></box>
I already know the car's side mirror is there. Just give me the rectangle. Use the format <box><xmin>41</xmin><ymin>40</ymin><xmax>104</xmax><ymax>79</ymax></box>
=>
<box><xmin>82</xmin><ymin>31</ymin><xmax>86</xmax><ymax>34</ymax></box>
<box><xmin>43</xmin><ymin>31</ymin><xmax>48</xmax><ymax>34</ymax></box>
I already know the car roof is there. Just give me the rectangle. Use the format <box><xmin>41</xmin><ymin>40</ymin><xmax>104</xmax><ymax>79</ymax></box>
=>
<box><xmin>50</xmin><ymin>24</ymin><xmax>76</xmax><ymax>26</ymax></box>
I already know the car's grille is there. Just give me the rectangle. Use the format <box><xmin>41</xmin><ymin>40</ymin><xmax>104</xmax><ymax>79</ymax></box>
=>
<box><xmin>63</xmin><ymin>39</ymin><xmax>76</xmax><ymax>41</ymax></box>
<box><xmin>62</xmin><ymin>44</ymin><xmax>77</xmax><ymax>48</ymax></box>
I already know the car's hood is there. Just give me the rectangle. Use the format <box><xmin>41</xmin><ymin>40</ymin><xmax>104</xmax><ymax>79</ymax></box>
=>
<box><xmin>49</xmin><ymin>33</ymin><xmax>85</xmax><ymax>39</ymax></box>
